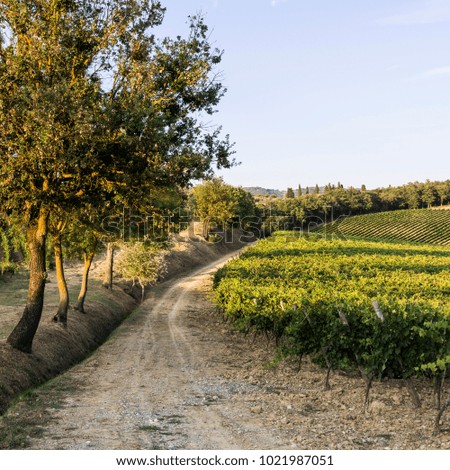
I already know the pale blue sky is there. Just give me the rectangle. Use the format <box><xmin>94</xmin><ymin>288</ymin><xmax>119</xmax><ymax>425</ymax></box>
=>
<box><xmin>156</xmin><ymin>0</ymin><xmax>450</xmax><ymax>190</ymax></box>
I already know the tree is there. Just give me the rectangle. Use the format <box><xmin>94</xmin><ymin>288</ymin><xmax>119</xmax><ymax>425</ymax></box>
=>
<box><xmin>422</xmin><ymin>180</ymin><xmax>437</xmax><ymax>208</ymax></box>
<box><xmin>230</xmin><ymin>186</ymin><xmax>256</xmax><ymax>234</ymax></box>
<box><xmin>62</xmin><ymin>212</ymin><xmax>102</xmax><ymax>314</ymax></box>
<box><xmin>0</xmin><ymin>0</ymin><xmax>115</xmax><ymax>351</ymax></box>
<box><xmin>192</xmin><ymin>179</ymin><xmax>255</xmax><ymax>239</ymax></box>
<box><xmin>403</xmin><ymin>183</ymin><xmax>421</xmax><ymax>210</ymax></box>
<box><xmin>298</xmin><ymin>185</ymin><xmax>303</xmax><ymax>198</ymax></box>
<box><xmin>116</xmin><ymin>241</ymin><xmax>167</xmax><ymax>302</ymax></box>
<box><xmin>314</xmin><ymin>184</ymin><xmax>320</xmax><ymax>195</ymax></box>
<box><xmin>192</xmin><ymin>179</ymin><xmax>236</xmax><ymax>239</ymax></box>
<box><xmin>0</xmin><ymin>2</ymin><xmax>234</xmax><ymax>352</ymax></box>
<box><xmin>93</xmin><ymin>13</ymin><xmax>235</xmax><ymax>288</ymax></box>
<box><xmin>286</xmin><ymin>188</ymin><xmax>295</xmax><ymax>199</ymax></box>
<box><xmin>50</xmin><ymin>218</ymin><xmax>69</xmax><ymax>324</ymax></box>
<box><xmin>436</xmin><ymin>181</ymin><xmax>450</xmax><ymax>207</ymax></box>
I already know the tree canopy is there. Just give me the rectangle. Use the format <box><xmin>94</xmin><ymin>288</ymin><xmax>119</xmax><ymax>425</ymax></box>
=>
<box><xmin>0</xmin><ymin>0</ymin><xmax>234</xmax><ymax>352</ymax></box>
<box><xmin>192</xmin><ymin>179</ymin><xmax>255</xmax><ymax>239</ymax></box>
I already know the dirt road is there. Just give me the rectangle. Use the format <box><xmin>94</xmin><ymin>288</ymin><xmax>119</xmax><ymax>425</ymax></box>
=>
<box><xmin>26</xmin><ymin>253</ymin><xmax>286</xmax><ymax>450</ymax></box>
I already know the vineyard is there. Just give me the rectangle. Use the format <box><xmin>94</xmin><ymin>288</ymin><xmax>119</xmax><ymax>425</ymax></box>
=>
<box><xmin>315</xmin><ymin>208</ymin><xmax>450</xmax><ymax>246</ymax></box>
<box><xmin>214</xmin><ymin>232</ymin><xmax>450</xmax><ymax>431</ymax></box>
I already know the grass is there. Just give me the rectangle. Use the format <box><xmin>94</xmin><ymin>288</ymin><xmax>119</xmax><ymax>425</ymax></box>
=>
<box><xmin>138</xmin><ymin>424</ymin><xmax>177</xmax><ymax>437</ymax></box>
<box><xmin>0</xmin><ymin>375</ymin><xmax>79</xmax><ymax>449</ymax></box>
<box><xmin>0</xmin><ymin>390</ymin><xmax>48</xmax><ymax>449</ymax></box>
<box><xmin>0</xmin><ymin>272</ymin><xmax>29</xmax><ymax>307</ymax></box>
<box><xmin>139</xmin><ymin>425</ymin><xmax>161</xmax><ymax>432</ymax></box>
<box><xmin>165</xmin><ymin>414</ymin><xmax>184</xmax><ymax>424</ymax></box>
<box><xmin>0</xmin><ymin>420</ymin><xmax>45</xmax><ymax>449</ymax></box>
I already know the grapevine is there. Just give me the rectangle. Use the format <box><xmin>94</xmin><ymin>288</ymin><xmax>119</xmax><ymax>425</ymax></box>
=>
<box><xmin>214</xmin><ymin>232</ymin><xmax>450</xmax><ymax>431</ymax></box>
<box><xmin>317</xmin><ymin>208</ymin><xmax>450</xmax><ymax>246</ymax></box>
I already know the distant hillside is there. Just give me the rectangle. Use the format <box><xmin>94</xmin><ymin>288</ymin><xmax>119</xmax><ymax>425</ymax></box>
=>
<box><xmin>316</xmin><ymin>208</ymin><xmax>450</xmax><ymax>246</ymax></box>
<box><xmin>244</xmin><ymin>186</ymin><xmax>326</xmax><ymax>197</ymax></box>
<box><xmin>244</xmin><ymin>187</ymin><xmax>285</xmax><ymax>197</ymax></box>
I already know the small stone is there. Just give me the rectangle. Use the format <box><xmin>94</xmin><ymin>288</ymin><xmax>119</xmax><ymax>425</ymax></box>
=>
<box><xmin>391</xmin><ymin>393</ymin><xmax>403</xmax><ymax>406</ymax></box>
<box><xmin>250</xmin><ymin>405</ymin><xmax>263</xmax><ymax>414</ymax></box>
<box><xmin>369</xmin><ymin>400</ymin><xmax>388</xmax><ymax>415</ymax></box>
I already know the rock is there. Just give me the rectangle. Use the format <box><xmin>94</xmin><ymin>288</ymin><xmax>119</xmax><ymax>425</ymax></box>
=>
<box><xmin>369</xmin><ymin>400</ymin><xmax>388</xmax><ymax>415</ymax></box>
<box><xmin>391</xmin><ymin>393</ymin><xmax>403</xmax><ymax>406</ymax></box>
<box><xmin>250</xmin><ymin>405</ymin><xmax>263</xmax><ymax>414</ymax></box>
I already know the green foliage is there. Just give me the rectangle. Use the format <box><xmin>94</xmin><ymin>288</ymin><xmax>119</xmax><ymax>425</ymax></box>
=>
<box><xmin>6</xmin><ymin>223</ymin><xmax>27</xmax><ymax>259</ymax></box>
<box><xmin>62</xmin><ymin>218</ymin><xmax>99</xmax><ymax>262</ymax></box>
<box><xmin>0</xmin><ymin>221</ymin><xmax>26</xmax><ymax>273</ymax></box>
<box><xmin>253</xmin><ymin>180</ymin><xmax>450</xmax><ymax>229</ymax></box>
<box><xmin>0</xmin><ymin>1</ymin><xmax>234</xmax><ymax>350</ymax></box>
<box><xmin>214</xmin><ymin>233</ymin><xmax>450</xmax><ymax>380</ymax></box>
<box><xmin>0</xmin><ymin>231</ymin><xmax>9</xmax><ymax>261</ymax></box>
<box><xmin>115</xmin><ymin>241</ymin><xmax>167</xmax><ymax>295</ymax></box>
<box><xmin>285</xmin><ymin>188</ymin><xmax>295</xmax><ymax>199</ymax></box>
<box><xmin>192</xmin><ymin>179</ymin><xmax>256</xmax><ymax>237</ymax></box>
<box><xmin>0</xmin><ymin>1</ymin><xmax>234</xmax><ymax>233</ymax></box>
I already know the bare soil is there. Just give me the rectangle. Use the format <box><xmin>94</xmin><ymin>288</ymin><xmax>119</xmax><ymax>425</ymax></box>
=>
<box><xmin>1</xmin><ymin>247</ymin><xmax>450</xmax><ymax>450</ymax></box>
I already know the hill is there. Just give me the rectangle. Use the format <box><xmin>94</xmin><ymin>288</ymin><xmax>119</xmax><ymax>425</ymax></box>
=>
<box><xmin>244</xmin><ymin>186</ymin><xmax>326</xmax><ymax>197</ymax></box>
<box><xmin>315</xmin><ymin>208</ymin><xmax>450</xmax><ymax>246</ymax></box>
<box><xmin>243</xmin><ymin>187</ymin><xmax>285</xmax><ymax>197</ymax></box>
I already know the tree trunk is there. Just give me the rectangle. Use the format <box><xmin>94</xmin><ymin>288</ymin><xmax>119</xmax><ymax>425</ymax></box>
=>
<box><xmin>76</xmin><ymin>239</ymin><xmax>98</xmax><ymax>313</ymax></box>
<box><xmin>139</xmin><ymin>279</ymin><xmax>145</xmax><ymax>303</ymax></box>
<box><xmin>202</xmin><ymin>219</ymin><xmax>210</xmax><ymax>239</ymax></box>
<box><xmin>103</xmin><ymin>242</ymin><xmax>114</xmax><ymax>289</ymax></box>
<box><xmin>53</xmin><ymin>230</ymin><xmax>69</xmax><ymax>324</ymax></box>
<box><xmin>7</xmin><ymin>209</ymin><xmax>48</xmax><ymax>353</ymax></box>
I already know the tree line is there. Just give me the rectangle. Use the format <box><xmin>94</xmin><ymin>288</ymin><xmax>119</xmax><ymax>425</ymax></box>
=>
<box><xmin>0</xmin><ymin>1</ymin><xmax>234</xmax><ymax>353</ymax></box>
<box><xmin>262</xmin><ymin>180</ymin><xmax>450</xmax><ymax>233</ymax></box>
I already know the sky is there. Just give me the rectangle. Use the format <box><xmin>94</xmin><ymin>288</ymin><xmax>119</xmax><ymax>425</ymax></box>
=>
<box><xmin>155</xmin><ymin>0</ymin><xmax>450</xmax><ymax>190</ymax></box>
